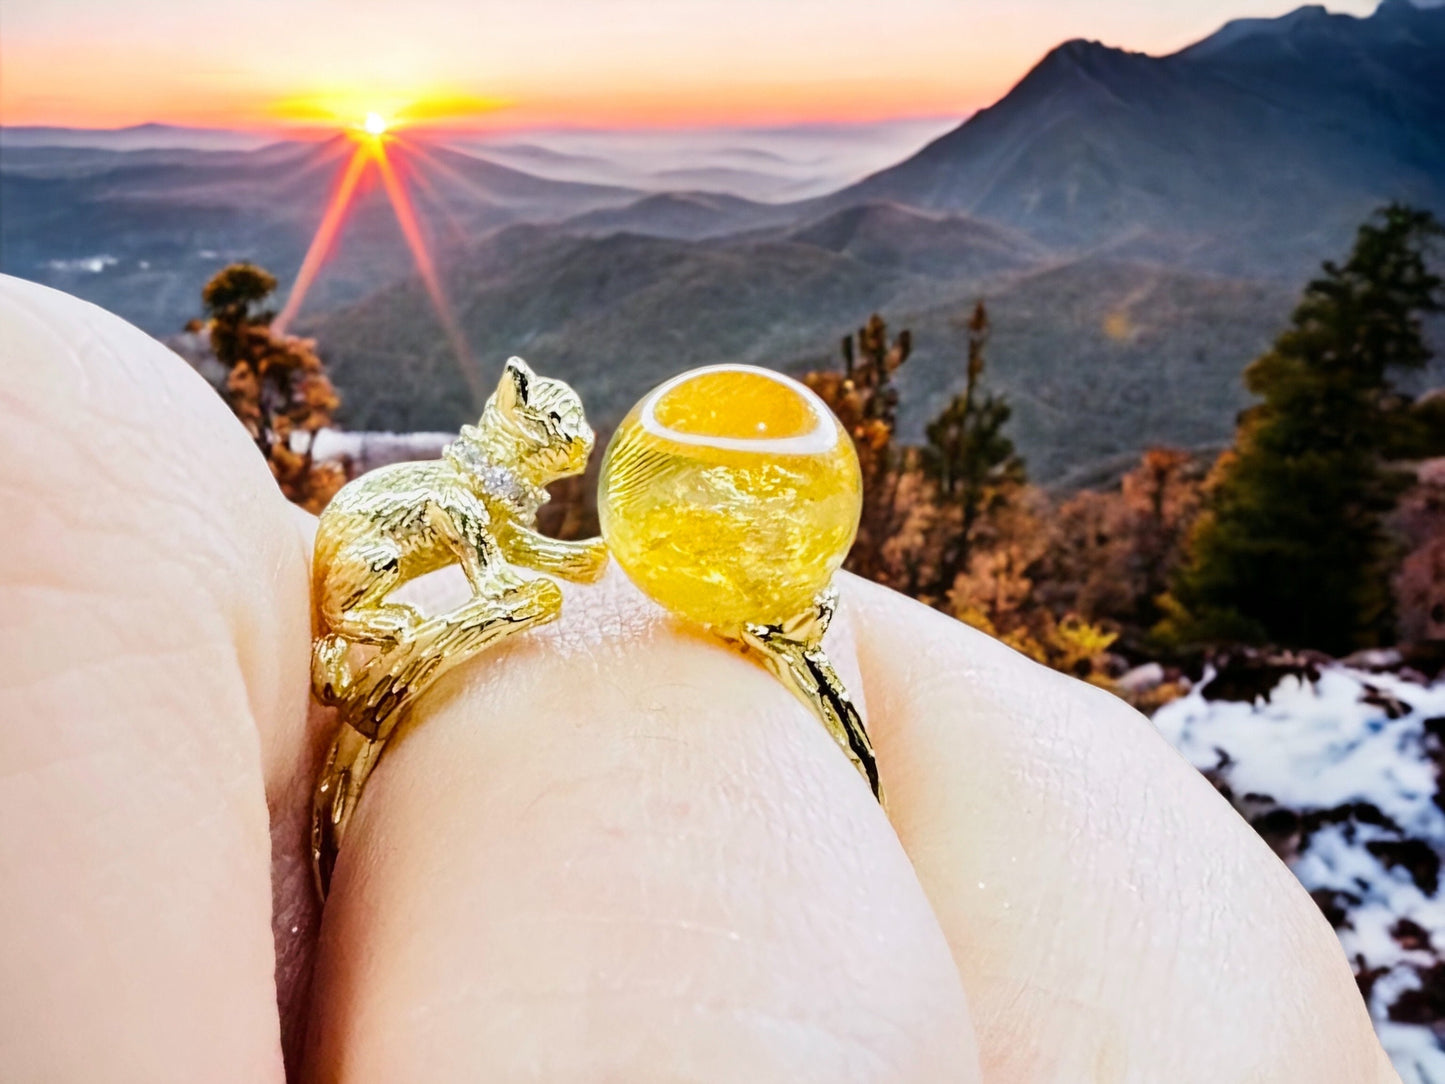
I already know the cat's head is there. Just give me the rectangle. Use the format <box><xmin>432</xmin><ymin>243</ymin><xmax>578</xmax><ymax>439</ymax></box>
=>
<box><xmin>467</xmin><ymin>357</ymin><xmax>594</xmax><ymax>485</ymax></box>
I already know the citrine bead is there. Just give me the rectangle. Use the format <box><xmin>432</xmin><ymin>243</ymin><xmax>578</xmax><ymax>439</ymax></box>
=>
<box><xmin>598</xmin><ymin>365</ymin><xmax>862</xmax><ymax>631</ymax></box>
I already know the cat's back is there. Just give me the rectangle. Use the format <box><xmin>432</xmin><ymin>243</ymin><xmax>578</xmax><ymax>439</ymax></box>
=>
<box><xmin>322</xmin><ymin>460</ymin><xmax>455</xmax><ymax>518</ymax></box>
<box><xmin>314</xmin><ymin>460</ymin><xmax>461</xmax><ymax>567</ymax></box>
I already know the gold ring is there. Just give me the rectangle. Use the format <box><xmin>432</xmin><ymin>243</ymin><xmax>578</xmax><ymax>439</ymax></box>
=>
<box><xmin>597</xmin><ymin>364</ymin><xmax>884</xmax><ymax>806</ymax></box>
<box><xmin>309</xmin><ymin>357</ymin><xmax>608</xmax><ymax>898</ymax></box>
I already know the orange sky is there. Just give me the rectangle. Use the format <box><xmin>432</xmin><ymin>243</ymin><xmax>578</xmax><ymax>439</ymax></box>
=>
<box><xmin>0</xmin><ymin>0</ymin><xmax>1379</xmax><ymax>131</ymax></box>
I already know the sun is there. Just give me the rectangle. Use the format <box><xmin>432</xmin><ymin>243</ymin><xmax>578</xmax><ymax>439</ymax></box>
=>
<box><xmin>362</xmin><ymin>112</ymin><xmax>389</xmax><ymax>136</ymax></box>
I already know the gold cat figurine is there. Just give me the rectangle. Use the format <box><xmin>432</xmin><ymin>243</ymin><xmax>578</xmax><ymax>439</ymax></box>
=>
<box><xmin>309</xmin><ymin>356</ymin><xmax>606</xmax><ymax>896</ymax></box>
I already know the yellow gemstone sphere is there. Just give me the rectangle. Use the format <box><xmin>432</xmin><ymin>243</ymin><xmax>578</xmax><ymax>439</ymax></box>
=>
<box><xmin>598</xmin><ymin>364</ymin><xmax>862</xmax><ymax>631</ymax></box>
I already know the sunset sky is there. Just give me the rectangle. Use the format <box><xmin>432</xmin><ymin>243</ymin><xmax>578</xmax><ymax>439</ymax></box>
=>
<box><xmin>1</xmin><ymin>0</ymin><xmax>1381</xmax><ymax>131</ymax></box>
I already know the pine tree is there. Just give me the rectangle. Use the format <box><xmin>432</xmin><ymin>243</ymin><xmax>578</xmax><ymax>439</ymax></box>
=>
<box><xmin>1160</xmin><ymin>205</ymin><xmax>1443</xmax><ymax>653</ymax></box>
<box><xmin>922</xmin><ymin>301</ymin><xmax>1027</xmax><ymax>592</ymax></box>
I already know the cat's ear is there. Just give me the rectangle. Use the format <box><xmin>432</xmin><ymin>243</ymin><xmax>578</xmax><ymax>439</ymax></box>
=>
<box><xmin>495</xmin><ymin>357</ymin><xmax>535</xmax><ymax>418</ymax></box>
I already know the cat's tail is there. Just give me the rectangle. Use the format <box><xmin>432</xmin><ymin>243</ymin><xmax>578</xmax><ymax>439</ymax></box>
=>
<box><xmin>311</xmin><ymin>633</ymin><xmax>352</xmax><ymax>706</ymax></box>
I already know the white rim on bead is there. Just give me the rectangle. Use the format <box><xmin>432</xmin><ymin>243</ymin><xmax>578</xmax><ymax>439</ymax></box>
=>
<box><xmin>637</xmin><ymin>364</ymin><xmax>838</xmax><ymax>456</ymax></box>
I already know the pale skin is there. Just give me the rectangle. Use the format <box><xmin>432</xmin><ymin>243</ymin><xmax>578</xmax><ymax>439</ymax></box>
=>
<box><xmin>0</xmin><ymin>275</ymin><xmax>1400</xmax><ymax>1083</ymax></box>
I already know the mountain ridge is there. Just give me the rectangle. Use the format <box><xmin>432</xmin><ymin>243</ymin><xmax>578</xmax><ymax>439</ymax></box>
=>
<box><xmin>302</xmin><ymin>218</ymin><xmax>1317</xmax><ymax>484</ymax></box>
<box><xmin>831</xmin><ymin>0</ymin><xmax>1445</xmax><ymax>274</ymax></box>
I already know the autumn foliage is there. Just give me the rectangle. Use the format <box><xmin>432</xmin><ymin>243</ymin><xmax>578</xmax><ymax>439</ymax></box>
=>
<box><xmin>198</xmin><ymin>263</ymin><xmax>345</xmax><ymax>512</ymax></box>
<box><xmin>803</xmin><ymin>314</ymin><xmax>911</xmax><ymax>586</ymax></box>
<box><xmin>806</xmin><ymin>308</ymin><xmax>1135</xmax><ymax>685</ymax></box>
<box><xmin>800</xmin><ymin>209</ymin><xmax>1444</xmax><ymax>684</ymax></box>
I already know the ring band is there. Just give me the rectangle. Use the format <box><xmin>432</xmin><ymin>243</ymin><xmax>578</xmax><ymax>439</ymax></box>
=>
<box><xmin>311</xmin><ymin>578</ymin><xmax>563</xmax><ymax>895</ymax></box>
<box><xmin>742</xmin><ymin>588</ymin><xmax>883</xmax><ymax>805</ymax></box>
<box><xmin>310</xmin><ymin>357</ymin><xmax>606</xmax><ymax>898</ymax></box>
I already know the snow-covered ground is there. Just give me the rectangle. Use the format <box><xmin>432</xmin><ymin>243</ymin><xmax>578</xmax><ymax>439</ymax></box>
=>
<box><xmin>1156</xmin><ymin>661</ymin><xmax>1445</xmax><ymax>1083</ymax></box>
<box><xmin>307</xmin><ymin>428</ymin><xmax>452</xmax><ymax>475</ymax></box>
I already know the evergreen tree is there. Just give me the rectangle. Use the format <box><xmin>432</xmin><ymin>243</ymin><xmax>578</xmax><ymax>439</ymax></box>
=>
<box><xmin>1160</xmin><ymin>205</ymin><xmax>1443</xmax><ymax>653</ymax></box>
<box><xmin>923</xmin><ymin>301</ymin><xmax>1027</xmax><ymax>589</ymax></box>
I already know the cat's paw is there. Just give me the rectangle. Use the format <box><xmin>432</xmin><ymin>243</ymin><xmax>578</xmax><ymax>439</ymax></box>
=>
<box><xmin>564</xmin><ymin>538</ymin><xmax>610</xmax><ymax>583</ymax></box>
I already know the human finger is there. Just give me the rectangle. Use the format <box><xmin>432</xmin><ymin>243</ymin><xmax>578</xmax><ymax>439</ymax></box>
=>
<box><xmin>0</xmin><ymin>277</ymin><xmax>319</xmax><ymax>1079</ymax></box>
<box><xmin>845</xmin><ymin>574</ymin><xmax>1396</xmax><ymax>1083</ymax></box>
<box><xmin>303</xmin><ymin>565</ymin><xmax>978</xmax><ymax>1082</ymax></box>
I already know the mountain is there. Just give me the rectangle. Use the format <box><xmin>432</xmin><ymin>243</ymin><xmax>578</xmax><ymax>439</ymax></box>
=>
<box><xmin>0</xmin><ymin>138</ymin><xmax>640</xmax><ymax>333</ymax></box>
<box><xmin>0</xmin><ymin>123</ymin><xmax>286</xmax><ymax>152</ymax></box>
<box><xmin>305</xmin><ymin>219</ymin><xmax>1312</xmax><ymax>483</ymax></box>
<box><xmin>893</xmin><ymin>259</ymin><xmax>1299</xmax><ymax>484</ymax></box>
<box><xmin>296</xmin><ymin>3</ymin><xmax>1445</xmax><ymax>484</ymax></box>
<box><xmin>786</xmin><ymin>202</ymin><xmax>1048</xmax><ymax>279</ymax></box>
<box><xmin>1178</xmin><ymin>3</ymin><xmax>1341</xmax><ymax>59</ymax></box>
<box><xmin>392</xmin><ymin>143</ymin><xmax>636</xmax><ymax>219</ymax></box>
<box><xmin>303</xmin><ymin>222</ymin><xmax>946</xmax><ymax>434</ymax></box>
<box><xmin>835</xmin><ymin>0</ymin><xmax>1445</xmax><ymax>277</ymax></box>
<box><xmin>563</xmin><ymin>191</ymin><xmax>797</xmax><ymax>240</ymax></box>
<box><xmin>443</xmin><ymin>118</ymin><xmax>957</xmax><ymax>202</ymax></box>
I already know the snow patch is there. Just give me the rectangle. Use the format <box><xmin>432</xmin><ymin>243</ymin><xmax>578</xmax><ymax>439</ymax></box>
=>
<box><xmin>45</xmin><ymin>255</ymin><xmax>117</xmax><ymax>274</ymax></box>
<box><xmin>1156</xmin><ymin>665</ymin><xmax>1445</xmax><ymax>1082</ymax></box>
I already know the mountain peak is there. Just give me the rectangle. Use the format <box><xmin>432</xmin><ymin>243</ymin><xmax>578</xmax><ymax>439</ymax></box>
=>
<box><xmin>1049</xmin><ymin>36</ymin><xmax>1143</xmax><ymax>62</ymax></box>
<box><xmin>1375</xmin><ymin>0</ymin><xmax>1439</xmax><ymax>17</ymax></box>
<box><xmin>1057</xmin><ymin>37</ymin><xmax>1112</xmax><ymax>53</ymax></box>
<box><xmin>1179</xmin><ymin>0</ymin><xmax>1444</xmax><ymax>62</ymax></box>
<box><xmin>1180</xmin><ymin>4</ymin><xmax>1333</xmax><ymax>60</ymax></box>
<box><xmin>831</xmin><ymin>0</ymin><xmax>1445</xmax><ymax>254</ymax></box>
<box><xmin>1022</xmin><ymin>35</ymin><xmax>1150</xmax><ymax>89</ymax></box>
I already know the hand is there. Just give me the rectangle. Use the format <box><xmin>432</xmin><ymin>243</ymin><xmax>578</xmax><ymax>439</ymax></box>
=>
<box><xmin>0</xmin><ymin>276</ymin><xmax>1397</xmax><ymax>1082</ymax></box>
